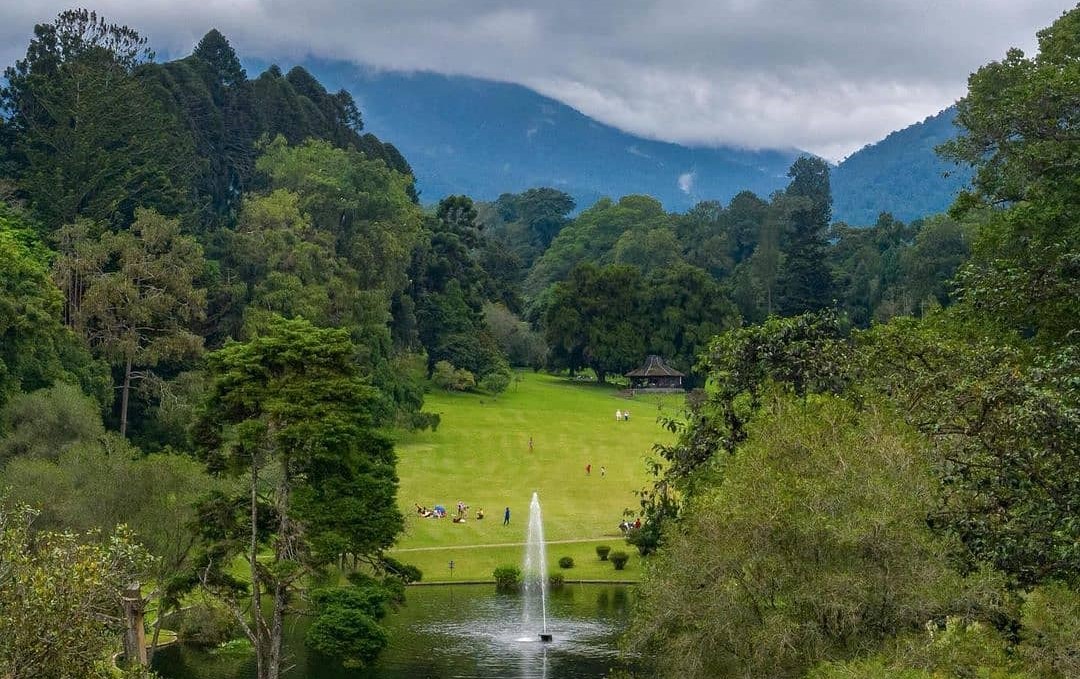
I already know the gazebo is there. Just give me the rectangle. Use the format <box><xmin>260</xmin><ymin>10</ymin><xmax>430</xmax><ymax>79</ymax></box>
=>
<box><xmin>625</xmin><ymin>355</ymin><xmax>684</xmax><ymax>391</ymax></box>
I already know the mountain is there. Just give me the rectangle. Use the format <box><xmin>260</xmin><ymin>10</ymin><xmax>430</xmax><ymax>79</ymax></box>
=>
<box><xmin>832</xmin><ymin>108</ymin><xmax>973</xmax><ymax>224</ymax></box>
<box><xmin>293</xmin><ymin>59</ymin><xmax>969</xmax><ymax>223</ymax></box>
<box><xmin>298</xmin><ymin>60</ymin><xmax>800</xmax><ymax>212</ymax></box>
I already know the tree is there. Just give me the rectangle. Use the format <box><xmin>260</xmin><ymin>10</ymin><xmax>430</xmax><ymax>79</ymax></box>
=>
<box><xmin>0</xmin><ymin>502</ymin><xmax>152</xmax><ymax>677</ymax></box>
<box><xmin>627</xmin><ymin>396</ymin><xmax>1002</xmax><ymax>679</ymax></box>
<box><xmin>53</xmin><ymin>209</ymin><xmax>206</xmax><ymax>435</ymax></box>
<box><xmin>0</xmin><ymin>203</ymin><xmax>109</xmax><ymax>412</ymax></box>
<box><xmin>0</xmin><ymin>9</ymin><xmax>195</xmax><ymax>230</ymax></box>
<box><xmin>0</xmin><ymin>382</ymin><xmax>105</xmax><ymax>463</ymax></box>
<box><xmin>543</xmin><ymin>263</ymin><xmax>646</xmax><ymax>383</ymax></box>
<box><xmin>777</xmin><ymin>157</ymin><xmax>835</xmax><ymax>315</ymax></box>
<box><xmin>939</xmin><ymin>6</ymin><xmax>1080</xmax><ymax>347</ymax></box>
<box><xmin>194</xmin><ymin>316</ymin><xmax>403</xmax><ymax>679</ymax></box>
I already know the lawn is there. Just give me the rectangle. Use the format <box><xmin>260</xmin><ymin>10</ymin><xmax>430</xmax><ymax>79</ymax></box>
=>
<box><xmin>391</xmin><ymin>371</ymin><xmax>680</xmax><ymax>582</ymax></box>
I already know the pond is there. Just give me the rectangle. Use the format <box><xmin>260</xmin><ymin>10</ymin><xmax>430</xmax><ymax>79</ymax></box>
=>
<box><xmin>153</xmin><ymin>584</ymin><xmax>638</xmax><ymax>679</ymax></box>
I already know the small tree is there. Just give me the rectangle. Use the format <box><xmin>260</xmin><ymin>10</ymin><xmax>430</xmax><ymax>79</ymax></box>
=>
<box><xmin>558</xmin><ymin>556</ymin><xmax>575</xmax><ymax>569</ymax></box>
<box><xmin>596</xmin><ymin>545</ymin><xmax>612</xmax><ymax>561</ymax></box>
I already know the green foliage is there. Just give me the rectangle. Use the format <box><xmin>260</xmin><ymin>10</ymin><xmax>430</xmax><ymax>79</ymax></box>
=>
<box><xmin>432</xmin><ymin>360</ymin><xmax>477</xmax><ymax>392</ymax></box>
<box><xmin>0</xmin><ymin>204</ymin><xmax>108</xmax><ymax>412</ymax></box>
<box><xmin>859</xmin><ymin>317</ymin><xmax>1080</xmax><ymax>585</ymax></box>
<box><xmin>493</xmin><ymin>565</ymin><xmax>522</xmax><ymax>592</ymax></box>
<box><xmin>777</xmin><ymin>156</ymin><xmax>835</xmax><ymax>315</ymax></box>
<box><xmin>1019</xmin><ymin>582</ymin><xmax>1080</xmax><ymax>678</ymax></box>
<box><xmin>53</xmin><ymin>209</ymin><xmax>207</xmax><ymax>435</ymax></box>
<box><xmin>1</xmin><ymin>9</ymin><xmax>196</xmax><ymax>229</ymax></box>
<box><xmin>939</xmin><ymin>6</ymin><xmax>1080</xmax><ymax>347</ymax></box>
<box><xmin>176</xmin><ymin>598</ymin><xmax>244</xmax><ymax>647</ymax></box>
<box><xmin>558</xmin><ymin>556</ymin><xmax>574</xmax><ymax>569</ymax></box>
<box><xmin>628</xmin><ymin>396</ymin><xmax>1003</xmax><ymax>679</ymax></box>
<box><xmin>609</xmin><ymin>551</ymin><xmax>630</xmax><ymax>570</ymax></box>
<box><xmin>479</xmin><ymin>367</ymin><xmax>512</xmax><ymax>395</ymax></box>
<box><xmin>484</xmin><ymin>303</ymin><xmax>546</xmax><ymax>368</ymax></box>
<box><xmin>596</xmin><ymin>545</ymin><xmax>611</xmax><ymax>560</ymax></box>
<box><xmin>306</xmin><ymin>581</ymin><xmax>397</xmax><ymax>669</ymax></box>
<box><xmin>544</xmin><ymin>263</ymin><xmax>645</xmax><ymax>383</ymax></box>
<box><xmin>0</xmin><ymin>502</ymin><xmax>152</xmax><ymax>678</ymax></box>
<box><xmin>0</xmin><ymin>382</ymin><xmax>104</xmax><ymax>464</ymax></box>
<box><xmin>549</xmin><ymin>573</ymin><xmax>565</xmax><ymax>588</ymax></box>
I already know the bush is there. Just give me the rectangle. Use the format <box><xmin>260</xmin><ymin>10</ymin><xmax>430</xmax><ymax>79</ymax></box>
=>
<box><xmin>493</xmin><ymin>565</ymin><xmax>522</xmax><ymax>593</ymax></box>
<box><xmin>558</xmin><ymin>556</ymin><xmax>574</xmax><ymax>569</ymax></box>
<box><xmin>596</xmin><ymin>545</ymin><xmax>612</xmax><ymax>561</ymax></box>
<box><xmin>610</xmin><ymin>551</ymin><xmax>630</xmax><ymax>570</ymax></box>
<box><xmin>479</xmin><ymin>367</ymin><xmax>512</xmax><ymax>395</ymax></box>
<box><xmin>549</xmin><ymin>573</ymin><xmax>565</xmax><ymax>589</ymax></box>
<box><xmin>176</xmin><ymin>599</ymin><xmax>243</xmax><ymax>647</ymax></box>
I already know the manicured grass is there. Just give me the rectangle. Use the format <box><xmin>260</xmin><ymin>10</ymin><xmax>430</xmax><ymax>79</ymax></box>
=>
<box><xmin>391</xmin><ymin>372</ymin><xmax>679</xmax><ymax>582</ymax></box>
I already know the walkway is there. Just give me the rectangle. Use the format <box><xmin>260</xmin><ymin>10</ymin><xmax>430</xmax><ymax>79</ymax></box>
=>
<box><xmin>392</xmin><ymin>536</ymin><xmax>613</xmax><ymax>553</ymax></box>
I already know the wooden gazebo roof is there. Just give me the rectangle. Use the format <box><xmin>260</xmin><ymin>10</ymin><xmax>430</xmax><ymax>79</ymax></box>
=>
<box><xmin>625</xmin><ymin>355</ymin><xmax>684</xmax><ymax>378</ymax></box>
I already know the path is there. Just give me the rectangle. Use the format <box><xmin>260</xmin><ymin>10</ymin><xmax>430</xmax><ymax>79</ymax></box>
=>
<box><xmin>393</xmin><ymin>536</ymin><xmax>613</xmax><ymax>553</ymax></box>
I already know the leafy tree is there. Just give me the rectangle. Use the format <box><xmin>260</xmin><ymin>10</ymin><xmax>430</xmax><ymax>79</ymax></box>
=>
<box><xmin>0</xmin><ymin>382</ymin><xmax>105</xmax><ymax>463</ymax></box>
<box><xmin>939</xmin><ymin>6</ymin><xmax>1080</xmax><ymax>346</ymax></box>
<box><xmin>0</xmin><ymin>203</ymin><xmax>108</xmax><ymax>412</ymax></box>
<box><xmin>641</xmin><ymin>263</ymin><xmax>740</xmax><ymax>382</ymax></box>
<box><xmin>194</xmin><ymin>316</ymin><xmax>403</xmax><ymax>679</ymax></box>
<box><xmin>777</xmin><ymin>156</ymin><xmax>835</xmax><ymax>314</ymax></box>
<box><xmin>0</xmin><ymin>9</ymin><xmax>195</xmax><ymax>230</ymax></box>
<box><xmin>483</xmin><ymin>302</ymin><xmax>546</xmax><ymax>369</ymax></box>
<box><xmin>627</xmin><ymin>396</ymin><xmax>1002</xmax><ymax>679</ymax></box>
<box><xmin>1</xmin><ymin>439</ymin><xmax>225</xmax><ymax>660</ymax></box>
<box><xmin>543</xmin><ymin>263</ymin><xmax>646</xmax><ymax>383</ymax></box>
<box><xmin>53</xmin><ymin>209</ymin><xmax>207</xmax><ymax>435</ymax></box>
<box><xmin>0</xmin><ymin>502</ymin><xmax>152</xmax><ymax>677</ymax></box>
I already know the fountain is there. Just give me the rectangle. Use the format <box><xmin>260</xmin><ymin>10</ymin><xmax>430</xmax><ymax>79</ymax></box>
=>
<box><xmin>522</xmin><ymin>491</ymin><xmax>552</xmax><ymax>642</ymax></box>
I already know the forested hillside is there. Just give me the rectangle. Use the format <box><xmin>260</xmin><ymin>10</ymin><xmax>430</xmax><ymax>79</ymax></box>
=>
<box><xmin>832</xmin><ymin>107</ymin><xmax>973</xmax><ymax>224</ymax></box>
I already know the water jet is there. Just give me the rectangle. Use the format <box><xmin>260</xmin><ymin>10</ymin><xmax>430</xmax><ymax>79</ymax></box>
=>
<box><xmin>522</xmin><ymin>491</ymin><xmax>551</xmax><ymax>642</ymax></box>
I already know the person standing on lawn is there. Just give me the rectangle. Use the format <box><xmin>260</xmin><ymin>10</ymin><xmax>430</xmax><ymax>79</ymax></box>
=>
<box><xmin>503</xmin><ymin>506</ymin><xmax>511</xmax><ymax>526</ymax></box>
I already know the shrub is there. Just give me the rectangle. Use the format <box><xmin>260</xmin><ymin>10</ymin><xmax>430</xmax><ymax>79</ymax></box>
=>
<box><xmin>479</xmin><ymin>367</ymin><xmax>512</xmax><ymax>395</ymax></box>
<box><xmin>493</xmin><ymin>565</ymin><xmax>522</xmax><ymax>593</ymax></box>
<box><xmin>176</xmin><ymin>599</ymin><xmax>243</xmax><ymax>647</ymax></box>
<box><xmin>558</xmin><ymin>556</ymin><xmax>574</xmax><ymax>569</ymax></box>
<box><xmin>596</xmin><ymin>545</ymin><xmax>612</xmax><ymax>561</ymax></box>
<box><xmin>610</xmin><ymin>551</ymin><xmax>630</xmax><ymax>570</ymax></box>
<box><xmin>549</xmin><ymin>573</ymin><xmax>565</xmax><ymax>589</ymax></box>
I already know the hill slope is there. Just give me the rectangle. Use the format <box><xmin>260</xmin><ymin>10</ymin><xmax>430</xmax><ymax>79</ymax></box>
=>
<box><xmin>832</xmin><ymin>107</ymin><xmax>973</xmax><ymax>224</ymax></box>
<box><xmin>301</xmin><ymin>60</ymin><xmax>800</xmax><ymax>212</ymax></box>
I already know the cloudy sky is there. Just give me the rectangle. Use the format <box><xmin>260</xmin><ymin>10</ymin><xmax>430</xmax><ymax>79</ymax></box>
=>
<box><xmin>0</xmin><ymin>1</ymin><xmax>1068</xmax><ymax>159</ymax></box>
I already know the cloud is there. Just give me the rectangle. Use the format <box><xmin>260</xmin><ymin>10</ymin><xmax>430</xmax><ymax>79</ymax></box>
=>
<box><xmin>678</xmin><ymin>171</ymin><xmax>695</xmax><ymax>195</ymax></box>
<box><xmin>0</xmin><ymin>1</ymin><xmax>1066</xmax><ymax>159</ymax></box>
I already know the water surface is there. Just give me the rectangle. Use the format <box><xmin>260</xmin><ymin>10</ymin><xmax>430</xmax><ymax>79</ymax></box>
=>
<box><xmin>154</xmin><ymin>584</ymin><xmax>636</xmax><ymax>679</ymax></box>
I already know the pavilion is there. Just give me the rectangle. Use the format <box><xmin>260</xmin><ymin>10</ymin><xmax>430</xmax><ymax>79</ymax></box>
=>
<box><xmin>625</xmin><ymin>355</ymin><xmax>684</xmax><ymax>392</ymax></box>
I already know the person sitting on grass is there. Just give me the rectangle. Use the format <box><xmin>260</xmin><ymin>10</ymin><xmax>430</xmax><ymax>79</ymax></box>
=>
<box><xmin>476</xmin><ymin>508</ymin><xmax>485</xmax><ymax>520</ymax></box>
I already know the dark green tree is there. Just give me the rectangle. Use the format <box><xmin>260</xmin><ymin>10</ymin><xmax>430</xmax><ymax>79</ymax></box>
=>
<box><xmin>543</xmin><ymin>263</ymin><xmax>645</xmax><ymax>383</ymax></box>
<box><xmin>777</xmin><ymin>157</ymin><xmax>835</xmax><ymax>315</ymax></box>
<box><xmin>1</xmin><ymin>9</ymin><xmax>195</xmax><ymax>230</ymax></box>
<box><xmin>194</xmin><ymin>316</ymin><xmax>404</xmax><ymax>679</ymax></box>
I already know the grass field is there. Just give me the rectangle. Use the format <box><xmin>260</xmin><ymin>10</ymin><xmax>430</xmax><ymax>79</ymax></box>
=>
<box><xmin>390</xmin><ymin>372</ymin><xmax>680</xmax><ymax>582</ymax></box>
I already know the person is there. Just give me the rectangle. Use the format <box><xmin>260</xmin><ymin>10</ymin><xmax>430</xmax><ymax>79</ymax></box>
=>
<box><xmin>634</xmin><ymin>517</ymin><xmax>641</xmax><ymax>529</ymax></box>
<box><xmin>615</xmin><ymin>409</ymin><xmax>622</xmax><ymax>421</ymax></box>
<box><xmin>528</xmin><ymin>436</ymin><xmax>533</xmax><ymax>452</ymax></box>
<box><xmin>476</xmin><ymin>508</ymin><xmax>485</xmax><ymax>520</ymax></box>
<box><xmin>619</xmin><ymin>520</ymin><xmax>628</xmax><ymax>534</ymax></box>
<box><xmin>600</xmin><ymin>466</ymin><xmax>606</xmax><ymax>477</ymax></box>
<box><xmin>624</xmin><ymin>410</ymin><xmax>630</xmax><ymax>421</ymax></box>
<box><xmin>586</xmin><ymin>463</ymin><xmax>591</xmax><ymax>476</ymax></box>
<box><xmin>503</xmin><ymin>506</ymin><xmax>511</xmax><ymax>526</ymax></box>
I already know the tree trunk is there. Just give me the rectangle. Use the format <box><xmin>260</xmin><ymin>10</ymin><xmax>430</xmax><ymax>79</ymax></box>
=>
<box><xmin>121</xmin><ymin>583</ymin><xmax>147</xmax><ymax>667</ymax></box>
<box><xmin>120</xmin><ymin>356</ymin><xmax>133</xmax><ymax>436</ymax></box>
<box><xmin>266</xmin><ymin>469</ymin><xmax>293</xmax><ymax>679</ymax></box>
<box><xmin>250</xmin><ymin>458</ymin><xmax>266</xmax><ymax>679</ymax></box>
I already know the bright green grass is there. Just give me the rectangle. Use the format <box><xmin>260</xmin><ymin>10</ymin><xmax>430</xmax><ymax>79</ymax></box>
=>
<box><xmin>391</xmin><ymin>371</ymin><xmax>680</xmax><ymax>582</ymax></box>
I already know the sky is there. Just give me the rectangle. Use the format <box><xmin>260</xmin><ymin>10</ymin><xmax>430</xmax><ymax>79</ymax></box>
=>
<box><xmin>0</xmin><ymin>1</ymin><xmax>1068</xmax><ymax>159</ymax></box>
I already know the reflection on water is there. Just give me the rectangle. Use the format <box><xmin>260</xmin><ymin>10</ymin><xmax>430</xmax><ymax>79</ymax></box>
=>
<box><xmin>154</xmin><ymin>584</ymin><xmax>637</xmax><ymax>679</ymax></box>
